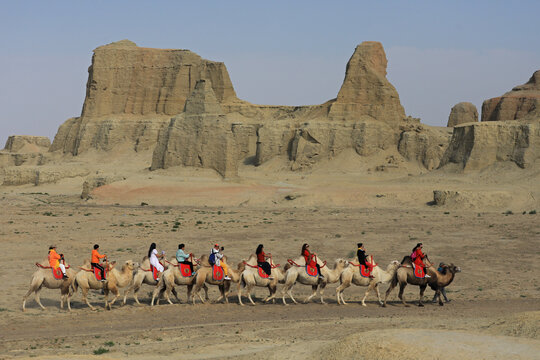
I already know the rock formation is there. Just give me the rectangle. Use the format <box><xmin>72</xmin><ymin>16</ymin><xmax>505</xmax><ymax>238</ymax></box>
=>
<box><xmin>447</xmin><ymin>102</ymin><xmax>478</xmax><ymax>127</ymax></box>
<box><xmin>3</xmin><ymin>136</ymin><xmax>50</xmax><ymax>153</ymax></box>
<box><xmin>482</xmin><ymin>70</ymin><xmax>540</xmax><ymax>122</ymax></box>
<box><xmin>50</xmin><ymin>40</ymin><xmax>238</xmax><ymax>155</ymax></box>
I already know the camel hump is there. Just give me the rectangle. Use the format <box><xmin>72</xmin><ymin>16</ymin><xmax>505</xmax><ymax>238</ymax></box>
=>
<box><xmin>246</xmin><ymin>254</ymin><xmax>257</xmax><ymax>263</ymax></box>
<box><xmin>401</xmin><ymin>256</ymin><xmax>412</xmax><ymax>265</ymax></box>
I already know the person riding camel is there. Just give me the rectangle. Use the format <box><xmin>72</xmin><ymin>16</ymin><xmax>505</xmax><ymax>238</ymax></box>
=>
<box><xmin>91</xmin><ymin>244</ymin><xmax>107</xmax><ymax>281</ymax></box>
<box><xmin>210</xmin><ymin>244</ymin><xmax>230</xmax><ymax>280</ymax></box>
<box><xmin>411</xmin><ymin>243</ymin><xmax>431</xmax><ymax>278</ymax></box>
<box><xmin>48</xmin><ymin>245</ymin><xmax>68</xmax><ymax>279</ymax></box>
<box><xmin>148</xmin><ymin>242</ymin><xmax>165</xmax><ymax>281</ymax></box>
<box><xmin>176</xmin><ymin>243</ymin><xmax>196</xmax><ymax>275</ymax></box>
<box><xmin>256</xmin><ymin>244</ymin><xmax>273</xmax><ymax>278</ymax></box>
<box><xmin>356</xmin><ymin>243</ymin><xmax>374</xmax><ymax>279</ymax></box>
<box><xmin>301</xmin><ymin>243</ymin><xmax>324</xmax><ymax>279</ymax></box>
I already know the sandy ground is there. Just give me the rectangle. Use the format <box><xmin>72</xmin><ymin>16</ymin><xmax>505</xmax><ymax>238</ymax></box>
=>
<box><xmin>0</xmin><ymin>160</ymin><xmax>539</xmax><ymax>359</ymax></box>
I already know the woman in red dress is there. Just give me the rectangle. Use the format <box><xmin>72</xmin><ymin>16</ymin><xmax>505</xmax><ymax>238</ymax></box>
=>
<box><xmin>301</xmin><ymin>243</ymin><xmax>324</xmax><ymax>279</ymax></box>
<box><xmin>411</xmin><ymin>243</ymin><xmax>431</xmax><ymax>278</ymax></box>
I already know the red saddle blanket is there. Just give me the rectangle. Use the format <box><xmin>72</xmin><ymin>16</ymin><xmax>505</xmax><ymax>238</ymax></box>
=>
<box><xmin>258</xmin><ymin>266</ymin><xmax>269</xmax><ymax>279</ymax></box>
<box><xmin>305</xmin><ymin>264</ymin><xmax>318</xmax><ymax>277</ymax></box>
<box><xmin>93</xmin><ymin>266</ymin><xmax>108</xmax><ymax>281</ymax></box>
<box><xmin>413</xmin><ymin>264</ymin><xmax>426</xmax><ymax>278</ymax></box>
<box><xmin>212</xmin><ymin>265</ymin><xmax>224</xmax><ymax>281</ymax></box>
<box><xmin>149</xmin><ymin>263</ymin><xmax>163</xmax><ymax>281</ymax></box>
<box><xmin>180</xmin><ymin>263</ymin><xmax>192</xmax><ymax>277</ymax></box>
<box><xmin>360</xmin><ymin>265</ymin><xmax>372</xmax><ymax>278</ymax></box>
<box><xmin>52</xmin><ymin>267</ymin><xmax>64</xmax><ymax>280</ymax></box>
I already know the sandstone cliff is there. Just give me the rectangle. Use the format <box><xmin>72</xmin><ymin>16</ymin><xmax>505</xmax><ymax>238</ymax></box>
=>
<box><xmin>482</xmin><ymin>70</ymin><xmax>540</xmax><ymax>122</ymax></box>
<box><xmin>447</xmin><ymin>102</ymin><xmax>478</xmax><ymax>127</ymax></box>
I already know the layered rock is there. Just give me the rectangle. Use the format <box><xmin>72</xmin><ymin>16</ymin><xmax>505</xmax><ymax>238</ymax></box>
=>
<box><xmin>4</xmin><ymin>136</ymin><xmax>50</xmax><ymax>153</ymax></box>
<box><xmin>482</xmin><ymin>70</ymin><xmax>540</xmax><ymax>122</ymax></box>
<box><xmin>440</xmin><ymin>121</ymin><xmax>540</xmax><ymax>170</ymax></box>
<box><xmin>328</xmin><ymin>41</ymin><xmax>405</xmax><ymax>123</ymax></box>
<box><xmin>447</xmin><ymin>102</ymin><xmax>478</xmax><ymax>127</ymax></box>
<box><xmin>51</xmin><ymin>40</ymin><xmax>238</xmax><ymax>155</ymax></box>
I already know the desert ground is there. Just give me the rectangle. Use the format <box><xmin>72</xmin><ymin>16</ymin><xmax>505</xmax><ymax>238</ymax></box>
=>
<box><xmin>0</xmin><ymin>157</ymin><xmax>539</xmax><ymax>359</ymax></box>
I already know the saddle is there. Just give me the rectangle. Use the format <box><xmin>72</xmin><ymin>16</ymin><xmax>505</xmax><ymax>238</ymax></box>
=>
<box><xmin>360</xmin><ymin>264</ymin><xmax>373</xmax><ymax>278</ymax></box>
<box><xmin>180</xmin><ymin>263</ymin><xmax>192</xmax><ymax>277</ymax></box>
<box><xmin>413</xmin><ymin>263</ymin><xmax>426</xmax><ymax>278</ymax></box>
<box><xmin>212</xmin><ymin>265</ymin><xmax>224</xmax><ymax>281</ymax></box>
<box><xmin>51</xmin><ymin>265</ymin><xmax>70</xmax><ymax>280</ymax></box>
<box><xmin>258</xmin><ymin>266</ymin><xmax>269</xmax><ymax>279</ymax></box>
<box><xmin>92</xmin><ymin>266</ymin><xmax>107</xmax><ymax>281</ymax></box>
<box><xmin>149</xmin><ymin>263</ymin><xmax>163</xmax><ymax>281</ymax></box>
<box><xmin>305</xmin><ymin>264</ymin><xmax>318</xmax><ymax>277</ymax></box>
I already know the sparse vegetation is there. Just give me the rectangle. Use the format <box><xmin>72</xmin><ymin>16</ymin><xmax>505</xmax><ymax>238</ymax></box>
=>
<box><xmin>93</xmin><ymin>347</ymin><xmax>110</xmax><ymax>355</ymax></box>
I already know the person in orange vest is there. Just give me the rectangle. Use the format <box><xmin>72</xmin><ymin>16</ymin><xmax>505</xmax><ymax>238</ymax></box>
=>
<box><xmin>91</xmin><ymin>244</ymin><xmax>107</xmax><ymax>281</ymax></box>
<box><xmin>48</xmin><ymin>245</ymin><xmax>68</xmax><ymax>279</ymax></box>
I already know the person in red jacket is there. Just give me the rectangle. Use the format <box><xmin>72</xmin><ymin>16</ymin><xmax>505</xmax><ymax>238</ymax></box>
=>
<box><xmin>301</xmin><ymin>243</ymin><xmax>324</xmax><ymax>279</ymax></box>
<box><xmin>411</xmin><ymin>243</ymin><xmax>431</xmax><ymax>278</ymax></box>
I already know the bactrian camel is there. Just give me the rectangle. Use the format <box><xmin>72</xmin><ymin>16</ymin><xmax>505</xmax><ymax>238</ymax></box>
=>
<box><xmin>237</xmin><ymin>254</ymin><xmax>285</xmax><ymax>306</ymax></box>
<box><xmin>150</xmin><ymin>258</ymin><xmax>209</xmax><ymax>306</ymax></box>
<box><xmin>73</xmin><ymin>260</ymin><xmax>115</xmax><ymax>311</ymax></box>
<box><xmin>123</xmin><ymin>256</ymin><xmax>170</xmax><ymax>306</ymax></box>
<box><xmin>281</xmin><ymin>257</ymin><xmax>348</xmax><ymax>305</ymax></box>
<box><xmin>103</xmin><ymin>259</ymin><xmax>137</xmax><ymax>309</ymax></box>
<box><xmin>336</xmin><ymin>256</ymin><xmax>401</xmax><ymax>306</ymax></box>
<box><xmin>22</xmin><ymin>260</ymin><xmax>77</xmax><ymax>312</ymax></box>
<box><xmin>383</xmin><ymin>256</ymin><xmax>461</xmax><ymax>307</ymax></box>
<box><xmin>190</xmin><ymin>255</ymin><xmax>244</xmax><ymax>304</ymax></box>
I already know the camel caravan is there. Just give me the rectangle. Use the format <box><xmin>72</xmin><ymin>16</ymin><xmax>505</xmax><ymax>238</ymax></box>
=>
<box><xmin>22</xmin><ymin>242</ymin><xmax>460</xmax><ymax>311</ymax></box>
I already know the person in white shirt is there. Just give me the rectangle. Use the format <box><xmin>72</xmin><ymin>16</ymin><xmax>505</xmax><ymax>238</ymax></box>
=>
<box><xmin>148</xmin><ymin>242</ymin><xmax>164</xmax><ymax>280</ymax></box>
<box><xmin>210</xmin><ymin>244</ymin><xmax>230</xmax><ymax>280</ymax></box>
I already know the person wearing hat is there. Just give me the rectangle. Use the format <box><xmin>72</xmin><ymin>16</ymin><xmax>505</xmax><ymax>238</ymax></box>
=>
<box><xmin>210</xmin><ymin>244</ymin><xmax>230</xmax><ymax>280</ymax></box>
<box><xmin>356</xmin><ymin>243</ymin><xmax>374</xmax><ymax>278</ymax></box>
<box><xmin>91</xmin><ymin>244</ymin><xmax>107</xmax><ymax>281</ymax></box>
<box><xmin>410</xmin><ymin>243</ymin><xmax>430</xmax><ymax>278</ymax></box>
<box><xmin>48</xmin><ymin>245</ymin><xmax>68</xmax><ymax>279</ymax></box>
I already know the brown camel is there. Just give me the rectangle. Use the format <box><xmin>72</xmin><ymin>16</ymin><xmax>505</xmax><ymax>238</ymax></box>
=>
<box><xmin>237</xmin><ymin>254</ymin><xmax>286</xmax><ymax>306</ymax></box>
<box><xmin>336</xmin><ymin>256</ymin><xmax>401</xmax><ymax>306</ymax></box>
<box><xmin>123</xmin><ymin>256</ymin><xmax>170</xmax><ymax>306</ymax></box>
<box><xmin>281</xmin><ymin>257</ymin><xmax>348</xmax><ymax>305</ymax></box>
<box><xmin>22</xmin><ymin>260</ymin><xmax>77</xmax><ymax>312</ymax></box>
<box><xmin>73</xmin><ymin>259</ymin><xmax>116</xmax><ymax>310</ymax></box>
<box><xmin>190</xmin><ymin>255</ymin><xmax>244</xmax><ymax>304</ymax></box>
<box><xmin>383</xmin><ymin>256</ymin><xmax>461</xmax><ymax>307</ymax></box>
<box><xmin>150</xmin><ymin>258</ymin><xmax>209</xmax><ymax>306</ymax></box>
<box><xmin>103</xmin><ymin>260</ymin><xmax>137</xmax><ymax>309</ymax></box>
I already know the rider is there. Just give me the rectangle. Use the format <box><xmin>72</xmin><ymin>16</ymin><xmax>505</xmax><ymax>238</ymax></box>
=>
<box><xmin>148</xmin><ymin>242</ymin><xmax>165</xmax><ymax>281</ymax></box>
<box><xmin>301</xmin><ymin>244</ymin><xmax>324</xmax><ymax>279</ymax></box>
<box><xmin>356</xmin><ymin>243</ymin><xmax>374</xmax><ymax>278</ymax></box>
<box><xmin>176</xmin><ymin>243</ymin><xmax>195</xmax><ymax>275</ymax></box>
<box><xmin>256</xmin><ymin>244</ymin><xmax>272</xmax><ymax>277</ymax></box>
<box><xmin>91</xmin><ymin>244</ymin><xmax>107</xmax><ymax>281</ymax></box>
<box><xmin>210</xmin><ymin>244</ymin><xmax>231</xmax><ymax>280</ymax></box>
<box><xmin>48</xmin><ymin>245</ymin><xmax>68</xmax><ymax>279</ymax></box>
<box><xmin>411</xmin><ymin>243</ymin><xmax>430</xmax><ymax>278</ymax></box>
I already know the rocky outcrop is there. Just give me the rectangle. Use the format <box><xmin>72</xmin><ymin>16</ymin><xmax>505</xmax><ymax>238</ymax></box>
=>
<box><xmin>3</xmin><ymin>136</ymin><xmax>50</xmax><ymax>153</ymax></box>
<box><xmin>328</xmin><ymin>41</ymin><xmax>405</xmax><ymax>123</ymax></box>
<box><xmin>1</xmin><ymin>166</ymin><xmax>89</xmax><ymax>186</ymax></box>
<box><xmin>50</xmin><ymin>40</ymin><xmax>238</xmax><ymax>155</ymax></box>
<box><xmin>482</xmin><ymin>70</ymin><xmax>540</xmax><ymax>122</ymax></box>
<box><xmin>81</xmin><ymin>175</ymin><xmax>126</xmax><ymax>199</ymax></box>
<box><xmin>398</xmin><ymin>120</ymin><xmax>452</xmax><ymax>170</ymax></box>
<box><xmin>151</xmin><ymin>80</ymin><xmax>237</xmax><ymax>177</ymax></box>
<box><xmin>447</xmin><ymin>102</ymin><xmax>478</xmax><ymax>127</ymax></box>
<box><xmin>440</xmin><ymin>121</ymin><xmax>540</xmax><ymax>170</ymax></box>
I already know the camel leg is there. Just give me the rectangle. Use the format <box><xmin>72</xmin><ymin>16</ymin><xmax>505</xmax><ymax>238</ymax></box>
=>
<box><xmin>237</xmin><ymin>282</ymin><xmax>245</xmax><ymax>306</ymax></box>
<box><xmin>375</xmin><ymin>283</ymin><xmax>383</xmax><ymax>306</ymax></box>
<box><xmin>418</xmin><ymin>284</ymin><xmax>427</xmax><ymax>307</ymax></box>
<box><xmin>303</xmin><ymin>285</ymin><xmax>318</xmax><ymax>304</ymax></box>
<box><xmin>398</xmin><ymin>282</ymin><xmax>409</xmax><ymax>307</ymax></box>
<box><xmin>33</xmin><ymin>286</ymin><xmax>47</xmax><ymax>311</ymax></box>
<box><xmin>436</xmin><ymin>289</ymin><xmax>444</xmax><ymax>306</ymax></box>
<box><xmin>335</xmin><ymin>281</ymin><xmax>350</xmax><ymax>305</ymax></box>
<box><xmin>107</xmin><ymin>288</ymin><xmax>120</xmax><ymax>310</ymax></box>
<box><xmin>361</xmin><ymin>281</ymin><xmax>376</xmax><ymax>307</ymax></box>
<box><xmin>319</xmin><ymin>283</ymin><xmax>328</xmax><ymax>304</ymax></box>
<box><xmin>264</xmin><ymin>285</ymin><xmax>277</xmax><ymax>303</ymax></box>
<box><xmin>81</xmin><ymin>287</ymin><xmax>96</xmax><ymax>311</ymax></box>
<box><xmin>203</xmin><ymin>283</ymin><xmax>210</xmax><ymax>301</ymax></box>
<box><xmin>164</xmin><ymin>285</ymin><xmax>174</xmax><ymax>305</ymax></box>
<box><xmin>383</xmin><ymin>277</ymin><xmax>398</xmax><ymax>307</ymax></box>
<box><xmin>246</xmin><ymin>284</ymin><xmax>256</xmax><ymax>305</ymax></box>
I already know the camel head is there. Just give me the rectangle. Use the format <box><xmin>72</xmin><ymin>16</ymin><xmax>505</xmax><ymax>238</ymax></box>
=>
<box><xmin>333</xmin><ymin>258</ymin><xmax>348</xmax><ymax>270</ymax></box>
<box><xmin>236</xmin><ymin>260</ymin><xmax>245</xmax><ymax>272</ymax></box>
<box><xmin>446</xmin><ymin>263</ymin><xmax>461</xmax><ymax>274</ymax></box>
<box><xmin>387</xmin><ymin>260</ymin><xmax>401</xmax><ymax>271</ymax></box>
<box><xmin>121</xmin><ymin>260</ymin><xmax>136</xmax><ymax>272</ymax></box>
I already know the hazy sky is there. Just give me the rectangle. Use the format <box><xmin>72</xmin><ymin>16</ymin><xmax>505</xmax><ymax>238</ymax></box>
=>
<box><xmin>1</xmin><ymin>1</ymin><xmax>539</xmax><ymax>144</ymax></box>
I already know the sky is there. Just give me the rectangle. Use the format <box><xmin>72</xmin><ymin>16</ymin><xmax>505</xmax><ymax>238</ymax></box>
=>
<box><xmin>1</xmin><ymin>1</ymin><xmax>539</xmax><ymax>143</ymax></box>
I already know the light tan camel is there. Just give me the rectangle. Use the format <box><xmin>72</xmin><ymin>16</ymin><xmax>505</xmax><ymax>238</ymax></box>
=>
<box><xmin>22</xmin><ymin>260</ymin><xmax>77</xmax><ymax>312</ymax></box>
<box><xmin>73</xmin><ymin>259</ymin><xmax>116</xmax><ymax>310</ymax></box>
<box><xmin>383</xmin><ymin>256</ymin><xmax>461</xmax><ymax>307</ymax></box>
<box><xmin>237</xmin><ymin>254</ymin><xmax>286</xmax><ymax>306</ymax></box>
<box><xmin>103</xmin><ymin>259</ymin><xmax>137</xmax><ymax>309</ymax></box>
<box><xmin>281</xmin><ymin>257</ymin><xmax>348</xmax><ymax>305</ymax></box>
<box><xmin>336</xmin><ymin>256</ymin><xmax>401</xmax><ymax>306</ymax></box>
<box><xmin>190</xmin><ymin>255</ymin><xmax>244</xmax><ymax>304</ymax></box>
<box><xmin>150</xmin><ymin>258</ymin><xmax>209</xmax><ymax>306</ymax></box>
<box><xmin>123</xmin><ymin>256</ymin><xmax>170</xmax><ymax>306</ymax></box>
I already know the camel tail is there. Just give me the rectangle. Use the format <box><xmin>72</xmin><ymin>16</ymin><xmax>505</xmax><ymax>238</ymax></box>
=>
<box><xmin>240</xmin><ymin>273</ymin><xmax>246</xmax><ymax>288</ymax></box>
<box><xmin>72</xmin><ymin>277</ymin><xmax>79</xmax><ymax>293</ymax></box>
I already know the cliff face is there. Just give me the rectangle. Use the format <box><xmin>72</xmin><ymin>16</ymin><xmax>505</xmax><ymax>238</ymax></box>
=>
<box><xmin>482</xmin><ymin>70</ymin><xmax>540</xmax><ymax>122</ymax></box>
<box><xmin>447</xmin><ymin>102</ymin><xmax>478</xmax><ymax>127</ymax></box>
<box><xmin>50</xmin><ymin>40</ymin><xmax>238</xmax><ymax>155</ymax></box>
